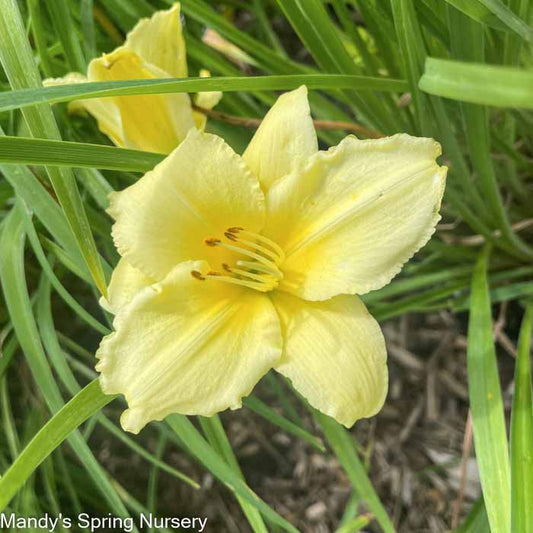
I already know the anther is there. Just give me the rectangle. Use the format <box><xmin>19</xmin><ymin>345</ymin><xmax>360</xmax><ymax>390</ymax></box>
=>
<box><xmin>227</xmin><ymin>227</ymin><xmax>243</xmax><ymax>233</ymax></box>
<box><xmin>224</xmin><ymin>232</ymin><xmax>238</xmax><ymax>242</ymax></box>
<box><xmin>191</xmin><ymin>270</ymin><xmax>205</xmax><ymax>281</ymax></box>
<box><xmin>204</xmin><ymin>238</ymin><xmax>220</xmax><ymax>247</ymax></box>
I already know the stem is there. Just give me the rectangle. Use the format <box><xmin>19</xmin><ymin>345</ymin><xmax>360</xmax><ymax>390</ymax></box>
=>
<box><xmin>439</xmin><ymin>218</ymin><xmax>533</xmax><ymax>246</ymax></box>
<box><xmin>192</xmin><ymin>104</ymin><xmax>384</xmax><ymax>138</ymax></box>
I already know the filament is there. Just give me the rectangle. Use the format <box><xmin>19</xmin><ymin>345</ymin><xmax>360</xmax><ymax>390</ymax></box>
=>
<box><xmin>193</xmin><ymin>227</ymin><xmax>285</xmax><ymax>292</ymax></box>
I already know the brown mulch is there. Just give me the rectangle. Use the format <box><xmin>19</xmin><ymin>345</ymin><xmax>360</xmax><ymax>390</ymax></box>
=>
<box><xmin>94</xmin><ymin>307</ymin><xmax>518</xmax><ymax>533</ymax></box>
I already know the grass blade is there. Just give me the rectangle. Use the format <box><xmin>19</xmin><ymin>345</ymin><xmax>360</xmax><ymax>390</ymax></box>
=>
<box><xmin>23</xmin><ymin>210</ymin><xmax>109</xmax><ymax>335</ymax></box>
<box><xmin>314</xmin><ymin>412</ymin><xmax>396</xmax><ymax>533</ymax></box>
<box><xmin>27</xmin><ymin>0</ymin><xmax>54</xmax><ymax>78</ymax></box>
<box><xmin>80</xmin><ymin>0</ymin><xmax>97</xmax><ymax>61</ymax></box>
<box><xmin>467</xmin><ymin>246</ymin><xmax>510</xmax><ymax>533</ymax></box>
<box><xmin>443</xmin><ymin>0</ymin><xmax>519</xmax><ymax>32</ymax></box>
<box><xmin>0</xmin><ymin>204</ymin><xmax>133</xmax><ymax>522</ymax></box>
<box><xmin>45</xmin><ymin>0</ymin><xmax>87</xmax><ymax>72</ymax></box>
<box><xmin>0</xmin><ymin>142</ymin><xmax>83</xmax><ymax>267</ymax></box>
<box><xmin>510</xmin><ymin>303</ymin><xmax>533</xmax><ymax>533</ymax></box>
<box><xmin>391</xmin><ymin>0</ymin><xmax>433</xmax><ymax>135</ymax></box>
<box><xmin>167</xmin><ymin>414</ymin><xmax>299</xmax><ymax>533</ymax></box>
<box><xmin>0</xmin><ymin>0</ymin><xmax>107</xmax><ymax>296</ymax></box>
<box><xmin>0</xmin><ymin>380</ymin><xmax>114</xmax><ymax>511</ymax></box>
<box><xmin>199</xmin><ymin>415</ymin><xmax>268</xmax><ymax>533</ymax></box>
<box><xmin>275</xmin><ymin>0</ymin><xmax>401</xmax><ymax>131</ymax></box>
<box><xmin>334</xmin><ymin>513</ymin><xmax>373</xmax><ymax>533</ymax></box>
<box><xmin>243</xmin><ymin>396</ymin><xmax>325</xmax><ymax>452</ymax></box>
<box><xmin>420</xmin><ymin>58</ymin><xmax>533</xmax><ymax>108</ymax></box>
<box><xmin>0</xmin><ymin>74</ymin><xmax>408</xmax><ymax>113</ymax></box>
<box><xmin>446</xmin><ymin>7</ymin><xmax>533</xmax><ymax>263</ymax></box>
<box><xmin>478</xmin><ymin>0</ymin><xmax>533</xmax><ymax>41</ymax></box>
<box><xmin>0</xmin><ymin>136</ymin><xmax>164</xmax><ymax>172</ymax></box>
<box><xmin>179</xmin><ymin>0</ymin><xmax>310</xmax><ymax>74</ymax></box>
<box><xmin>454</xmin><ymin>497</ymin><xmax>490</xmax><ymax>532</ymax></box>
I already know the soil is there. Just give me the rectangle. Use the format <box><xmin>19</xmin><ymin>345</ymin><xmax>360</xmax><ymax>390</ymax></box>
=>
<box><xmin>92</xmin><ymin>307</ymin><xmax>518</xmax><ymax>532</ymax></box>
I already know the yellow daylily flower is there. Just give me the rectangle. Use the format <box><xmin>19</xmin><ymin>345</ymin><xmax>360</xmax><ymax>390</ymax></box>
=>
<box><xmin>45</xmin><ymin>3</ymin><xmax>221</xmax><ymax>153</ymax></box>
<box><xmin>96</xmin><ymin>86</ymin><xmax>447</xmax><ymax>434</ymax></box>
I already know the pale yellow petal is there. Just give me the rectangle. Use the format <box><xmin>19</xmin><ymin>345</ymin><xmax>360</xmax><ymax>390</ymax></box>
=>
<box><xmin>195</xmin><ymin>69</ymin><xmax>223</xmax><ymax>109</ymax></box>
<box><xmin>44</xmin><ymin>73</ymin><xmax>124</xmax><ymax>145</ymax></box>
<box><xmin>124</xmin><ymin>2</ymin><xmax>188</xmax><ymax>78</ymax></box>
<box><xmin>273</xmin><ymin>291</ymin><xmax>388</xmax><ymax>427</ymax></box>
<box><xmin>192</xmin><ymin>110</ymin><xmax>207</xmax><ymax>132</ymax></box>
<box><xmin>193</xmin><ymin>69</ymin><xmax>222</xmax><ymax>131</ymax></box>
<box><xmin>79</xmin><ymin>97</ymin><xmax>125</xmax><ymax>148</ymax></box>
<box><xmin>43</xmin><ymin>72</ymin><xmax>87</xmax><ymax>86</ymax></box>
<box><xmin>43</xmin><ymin>72</ymin><xmax>87</xmax><ymax>114</ymax></box>
<box><xmin>88</xmin><ymin>48</ymin><xmax>195</xmax><ymax>153</ymax></box>
<box><xmin>96</xmin><ymin>260</ymin><xmax>282</xmax><ymax>434</ymax></box>
<box><xmin>100</xmin><ymin>258</ymin><xmax>155</xmax><ymax>314</ymax></box>
<box><xmin>265</xmin><ymin>134</ymin><xmax>447</xmax><ymax>301</ymax></box>
<box><xmin>109</xmin><ymin>129</ymin><xmax>265</xmax><ymax>281</ymax></box>
<box><xmin>243</xmin><ymin>86</ymin><xmax>318</xmax><ymax>190</ymax></box>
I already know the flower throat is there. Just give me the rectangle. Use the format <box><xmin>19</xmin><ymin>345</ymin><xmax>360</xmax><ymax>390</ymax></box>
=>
<box><xmin>191</xmin><ymin>227</ymin><xmax>284</xmax><ymax>292</ymax></box>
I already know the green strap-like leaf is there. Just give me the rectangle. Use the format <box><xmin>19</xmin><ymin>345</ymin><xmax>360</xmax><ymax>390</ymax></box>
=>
<box><xmin>46</xmin><ymin>0</ymin><xmax>87</xmax><ymax>72</ymax></box>
<box><xmin>477</xmin><ymin>0</ymin><xmax>533</xmax><ymax>41</ymax></box>
<box><xmin>420</xmin><ymin>58</ymin><xmax>533</xmax><ymax>109</ymax></box>
<box><xmin>442</xmin><ymin>0</ymin><xmax>515</xmax><ymax>32</ymax></box>
<box><xmin>0</xmin><ymin>380</ymin><xmax>115</xmax><ymax>511</ymax></box>
<box><xmin>199</xmin><ymin>415</ymin><xmax>268</xmax><ymax>533</ymax></box>
<box><xmin>453</xmin><ymin>497</ymin><xmax>490</xmax><ymax>532</ymax></box>
<box><xmin>510</xmin><ymin>303</ymin><xmax>533</xmax><ymax>533</ymax></box>
<box><xmin>0</xmin><ymin>0</ymin><xmax>107</xmax><ymax>296</ymax></box>
<box><xmin>243</xmin><ymin>396</ymin><xmax>325</xmax><ymax>452</ymax></box>
<box><xmin>0</xmin><ymin>136</ymin><xmax>164</xmax><ymax>172</ymax></box>
<box><xmin>467</xmin><ymin>246</ymin><xmax>511</xmax><ymax>533</ymax></box>
<box><xmin>314</xmin><ymin>412</ymin><xmax>396</xmax><ymax>533</ymax></box>
<box><xmin>0</xmin><ymin>74</ymin><xmax>407</xmax><ymax>113</ymax></box>
<box><xmin>167</xmin><ymin>415</ymin><xmax>300</xmax><ymax>533</ymax></box>
<box><xmin>0</xmin><ymin>205</ymin><xmax>131</xmax><ymax>521</ymax></box>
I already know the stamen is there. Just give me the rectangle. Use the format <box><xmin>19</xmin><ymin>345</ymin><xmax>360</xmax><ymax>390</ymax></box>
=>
<box><xmin>203</xmin><ymin>273</ymin><xmax>273</xmax><ymax>292</ymax></box>
<box><xmin>216</xmin><ymin>241</ymin><xmax>277</xmax><ymax>269</ymax></box>
<box><xmin>224</xmin><ymin>264</ymin><xmax>277</xmax><ymax>284</ymax></box>
<box><xmin>199</xmin><ymin>228</ymin><xmax>285</xmax><ymax>292</ymax></box>
<box><xmin>224</xmin><ymin>232</ymin><xmax>239</xmax><ymax>242</ymax></box>
<box><xmin>191</xmin><ymin>270</ymin><xmax>206</xmax><ymax>281</ymax></box>
<box><xmin>236</xmin><ymin>260</ymin><xmax>283</xmax><ymax>279</ymax></box>
<box><xmin>233</xmin><ymin>229</ymin><xmax>285</xmax><ymax>260</ymax></box>
<box><xmin>225</xmin><ymin>234</ymin><xmax>280</xmax><ymax>262</ymax></box>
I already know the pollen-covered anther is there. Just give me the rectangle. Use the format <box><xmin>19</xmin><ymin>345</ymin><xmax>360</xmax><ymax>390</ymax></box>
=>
<box><xmin>204</xmin><ymin>237</ymin><xmax>220</xmax><ymax>247</ymax></box>
<box><xmin>224</xmin><ymin>232</ymin><xmax>238</xmax><ymax>242</ymax></box>
<box><xmin>191</xmin><ymin>270</ymin><xmax>205</xmax><ymax>281</ymax></box>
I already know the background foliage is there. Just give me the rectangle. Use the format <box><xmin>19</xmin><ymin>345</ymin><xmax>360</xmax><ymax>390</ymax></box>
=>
<box><xmin>0</xmin><ymin>0</ymin><xmax>532</xmax><ymax>532</ymax></box>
